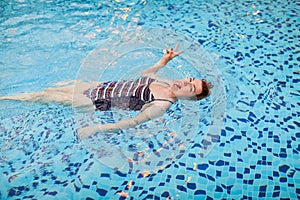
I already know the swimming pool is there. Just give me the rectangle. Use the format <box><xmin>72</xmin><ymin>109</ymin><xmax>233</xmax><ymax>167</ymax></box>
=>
<box><xmin>0</xmin><ymin>0</ymin><xmax>299</xmax><ymax>199</ymax></box>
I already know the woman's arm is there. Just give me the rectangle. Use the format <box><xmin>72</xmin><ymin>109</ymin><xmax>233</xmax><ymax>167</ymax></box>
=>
<box><xmin>141</xmin><ymin>43</ymin><xmax>184</xmax><ymax>77</ymax></box>
<box><xmin>77</xmin><ymin>102</ymin><xmax>170</xmax><ymax>139</ymax></box>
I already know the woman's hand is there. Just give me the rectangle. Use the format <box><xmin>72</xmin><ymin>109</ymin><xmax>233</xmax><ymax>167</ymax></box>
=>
<box><xmin>160</xmin><ymin>43</ymin><xmax>184</xmax><ymax>65</ymax></box>
<box><xmin>77</xmin><ymin>123</ymin><xmax>121</xmax><ymax>139</ymax></box>
<box><xmin>141</xmin><ymin>43</ymin><xmax>184</xmax><ymax>76</ymax></box>
<box><xmin>77</xmin><ymin>125</ymin><xmax>100</xmax><ymax>139</ymax></box>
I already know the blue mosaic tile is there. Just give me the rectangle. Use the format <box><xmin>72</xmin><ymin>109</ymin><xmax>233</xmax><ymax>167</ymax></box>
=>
<box><xmin>0</xmin><ymin>0</ymin><xmax>300</xmax><ymax>199</ymax></box>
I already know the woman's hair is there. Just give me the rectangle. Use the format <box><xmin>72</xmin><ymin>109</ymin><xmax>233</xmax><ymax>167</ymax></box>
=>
<box><xmin>196</xmin><ymin>79</ymin><xmax>213</xmax><ymax>100</ymax></box>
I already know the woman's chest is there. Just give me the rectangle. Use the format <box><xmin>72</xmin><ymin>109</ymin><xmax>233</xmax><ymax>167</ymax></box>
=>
<box><xmin>149</xmin><ymin>82</ymin><xmax>174</xmax><ymax>99</ymax></box>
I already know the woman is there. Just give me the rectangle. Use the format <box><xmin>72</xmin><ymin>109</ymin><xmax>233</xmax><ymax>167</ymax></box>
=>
<box><xmin>0</xmin><ymin>44</ymin><xmax>212</xmax><ymax>139</ymax></box>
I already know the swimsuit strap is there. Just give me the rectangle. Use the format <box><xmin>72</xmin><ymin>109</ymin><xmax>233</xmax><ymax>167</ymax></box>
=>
<box><xmin>153</xmin><ymin>98</ymin><xmax>174</xmax><ymax>104</ymax></box>
<box><xmin>151</xmin><ymin>80</ymin><xmax>174</xmax><ymax>104</ymax></box>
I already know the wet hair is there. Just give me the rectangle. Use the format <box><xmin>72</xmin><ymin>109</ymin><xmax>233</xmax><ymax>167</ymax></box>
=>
<box><xmin>195</xmin><ymin>79</ymin><xmax>212</xmax><ymax>100</ymax></box>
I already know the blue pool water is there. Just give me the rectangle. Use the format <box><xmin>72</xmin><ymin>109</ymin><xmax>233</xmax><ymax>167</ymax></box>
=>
<box><xmin>0</xmin><ymin>0</ymin><xmax>299</xmax><ymax>199</ymax></box>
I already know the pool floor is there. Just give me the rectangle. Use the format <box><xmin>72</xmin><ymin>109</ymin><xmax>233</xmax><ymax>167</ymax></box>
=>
<box><xmin>0</xmin><ymin>0</ymin><xmax>299</xmax><ymax>199</ymax></box>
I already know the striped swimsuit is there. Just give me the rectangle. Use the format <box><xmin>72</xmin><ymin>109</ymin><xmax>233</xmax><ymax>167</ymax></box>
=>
<box><xmin>84</xmin><ymin>77</ymin><xmax>171</xmax><ymax>111</ymax></box>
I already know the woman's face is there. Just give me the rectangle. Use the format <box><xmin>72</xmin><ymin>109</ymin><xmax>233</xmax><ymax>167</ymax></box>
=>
<box><xmin>171</xmin><ymin>78</ymin><xmax>203</xmax><ymax>99</ymax></box>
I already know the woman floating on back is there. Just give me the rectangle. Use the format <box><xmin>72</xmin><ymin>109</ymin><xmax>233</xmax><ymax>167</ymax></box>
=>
<box><xmin>0</xmin><ymin>44</ymin><xmax>212</xmax><ymax>139</ymax></box>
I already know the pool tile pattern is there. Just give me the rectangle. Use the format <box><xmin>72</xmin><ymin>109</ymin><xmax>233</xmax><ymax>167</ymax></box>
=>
<box><xmin>0</xmin><ymin>0</ymin><xmax>299</xmax><ymax>199</ymax></box>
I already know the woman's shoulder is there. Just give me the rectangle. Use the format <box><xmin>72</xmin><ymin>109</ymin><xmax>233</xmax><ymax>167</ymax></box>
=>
<box><xmin>141</xmin><ymin>74</ymin><xmax>172</xmax><ymax>84</ymax></box>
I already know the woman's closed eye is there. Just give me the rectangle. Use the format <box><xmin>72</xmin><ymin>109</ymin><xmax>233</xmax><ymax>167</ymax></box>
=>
<box><xmin>191</xmin><ymin>78</ymin><xmax>197</xmax><ymax>93</ymax></box>
<box><xmin>189</xmin><ymin>83</ymin><xmax>196</xmax><ymax>93</ymax></box>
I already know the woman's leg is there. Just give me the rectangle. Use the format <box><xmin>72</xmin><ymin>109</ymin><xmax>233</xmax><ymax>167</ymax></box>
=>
<box><xmin>0</xmin><ymin>88</ymin><xmax>73</xmax><ymax>105</ymax></box>
<box><xmin>0</xmin><ymin>91</ymin><xmax>48</xmax><ymax>101</ymax></box>
<box><xmin>0</xmin><ymin>81</ymin><xmax>97</xmax><ymax>112</ymax></box>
